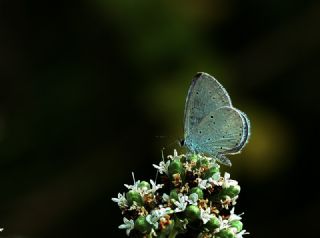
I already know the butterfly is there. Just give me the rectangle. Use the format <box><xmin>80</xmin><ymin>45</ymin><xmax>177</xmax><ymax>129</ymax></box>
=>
<box><xmin>183</xmin><ymin>72</ymin><xmax>250</xmax><ymax>166</ymax></box>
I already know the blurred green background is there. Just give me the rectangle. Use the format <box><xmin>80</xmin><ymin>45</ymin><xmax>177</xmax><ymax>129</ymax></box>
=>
<box><xmin>0</xmin><ymin>0</ymin><xmax>319</xmax><ymax>237</ymax></box>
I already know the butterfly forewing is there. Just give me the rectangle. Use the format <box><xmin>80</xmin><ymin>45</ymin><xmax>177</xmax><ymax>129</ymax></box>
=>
<box><xmin>184</xmin><ymin>72</ymin><xmax>232</xmax><ymax>148</ymax></box>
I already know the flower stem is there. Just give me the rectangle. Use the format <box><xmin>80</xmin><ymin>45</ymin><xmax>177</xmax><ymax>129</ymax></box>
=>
<box><xmin>168</xmin><ymin>228</ymin><xmax>178</xmax><ymax>238</ymax></box>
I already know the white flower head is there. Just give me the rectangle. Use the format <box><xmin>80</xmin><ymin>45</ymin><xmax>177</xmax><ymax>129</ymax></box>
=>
<box><xmin>111</xmin><ymin>193</ymin><xmax>128</xmax><ymax>209</ymax></box>
<box><xmin>174</xmin><ymin>193</ymin><xmax>189</xmax><ymax>212</ymax></box>
<box><xmin>200</xmin><ymin>207</ymin><xmax>214</xmax><ymax>224</ymax></box>
<box><xmin>153</xmin><ymin>160</ymin><xmax>171</xmax><ymax>175</ymax></box>
<box><xmin>118</xmin><ymin>217</ymin><xmax>134</xmax><ymax>236</ymax></box>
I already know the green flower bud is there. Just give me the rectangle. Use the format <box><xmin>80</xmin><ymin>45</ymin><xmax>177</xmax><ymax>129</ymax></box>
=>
<box><xmin>203</xmin><ymin>166</ymin><xmax>220</xmax><ymax>179</ymax></box>
<box><xmin>230</xmin><ymin>220</ymin><xmax>243</xmax><ymax>232</ymax></box>
<box><xmin>188</xmin><ymin>154</ymin><xmax>198</xmax><ymax>163</ymax></box>
<box><xmin>196</xmin><ymin>160</ymin><xmax>207</xmax><ymax>168</ymax></box>
<box><xmin>185</xmin><ymin>205</ymin><xmax>200</xmax><ymax>221</ymax></box>
<box><xmin>126</xmin><ymin>190</ymin><xmax>143</xmax><ymax>206</ymax></box>
<box><xmin>205</xmin><ymin>216</ymin><xmax>220</xmax><ymax>231</ymax></box>
<box><xmin>168</xmin><ymin>160</ymin><xmax>184</xmax><ymax>176</ymax></box>
<box><xmin>223</xmin><ymin>185</ymin><xmax>241</xmax><ymax>198</ymax></box>
<box><xmin>189</xmin><ymin>187</ymin><xmax>204</xmax><ymax>199</ymax></box>
<box><xmin>138</xmin><ymin>181</ymin><xmax>150</xmax><ymax>191</ymax></box>
<box><xmin>169</xmin><ymin>189</ymin><xmax>179</xmax><ymax>201</ymax></box>
<box><xmin>134</xmin><ymin>216</ymin><xmax>151</xmax><ymax>233</ymax></box>
<box><xmin>216</xmin><ymin>229</ymin><xmax>235</xmax><ymax>238</ymax></box>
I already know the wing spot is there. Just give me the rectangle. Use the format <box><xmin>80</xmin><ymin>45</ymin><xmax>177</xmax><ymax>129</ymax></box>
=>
<box><xmin>199</xmin><ymin>130</ymin><xmax>202</xmax><ymax>134</ymax></box>
<box><xmin>210</xmin><ymin>116</ymin><xmax>213</xmax><ymax>118</ymax></box>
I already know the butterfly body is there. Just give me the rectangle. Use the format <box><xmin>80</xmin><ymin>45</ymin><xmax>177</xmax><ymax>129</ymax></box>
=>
<box><xmin>184</xmin><ymin>72</ymin><xmax>250</xmax><ymax>166</ymax></box>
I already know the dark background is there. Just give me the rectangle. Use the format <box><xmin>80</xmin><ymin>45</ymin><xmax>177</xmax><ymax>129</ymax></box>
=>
<box><xmin>0</xmin><ymin>0</ymin><xmax>319</xmax><ymax>237</ymax></box>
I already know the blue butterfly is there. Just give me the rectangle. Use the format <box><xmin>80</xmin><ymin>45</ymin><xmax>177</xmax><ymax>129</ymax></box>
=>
<box><xmin>184</xmin><ymin>72</ymin><xmax>250</xmax><ymax>166</ymax></box>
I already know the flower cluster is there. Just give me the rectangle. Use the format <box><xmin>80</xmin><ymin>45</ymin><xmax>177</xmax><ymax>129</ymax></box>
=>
<box><xmin>112</xmin><ymin>150</ymin><xmax>248</xmax><ymax>238</ymax></box>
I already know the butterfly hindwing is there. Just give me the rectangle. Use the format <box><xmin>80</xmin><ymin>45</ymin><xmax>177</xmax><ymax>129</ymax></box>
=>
<box><xmin>193</xmin><ymin>106</ymin><xmax>245</xmax><ymax>156</ymax></box>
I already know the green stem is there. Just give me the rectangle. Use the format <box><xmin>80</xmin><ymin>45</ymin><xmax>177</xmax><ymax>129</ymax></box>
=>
<box><xmin>168</xmin><ymin>228</ymin><xmax>178</xmax><ymax>238</ymax></box>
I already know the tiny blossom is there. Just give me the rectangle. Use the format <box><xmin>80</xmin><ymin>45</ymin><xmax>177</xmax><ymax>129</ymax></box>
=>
<box><xmin>118</xmin><ymin>217</ymin><xmax>134</xmax><ymax>236</ymax></box>
<box><xmin>124</xmin><ymin>175</ymin><xmax>141</xmax><ymax>192</ymax></box>
<box><xmin>188</xmin><ymin>193</ymin><xmax>199</xmax><ymax>205</ymax></box>
<box><xmin>111</xmin><ymin>193</ymin><xmax>128</xmax><ymax>208</ymax></box>
<box><xmin>148</xmin><ymin>179</ymin><xmax>164</xmax><ymax>194</ymax></box>
<box><xmin>200</xmin><ymin>207</ymin><xmax>214</xmax><ymax>224</ymax></box>
<box><xmin>197</xmin><ymin>178</ymin><xmax>208</xmax><ymax>189</ymax></box>
<box><xmin>173</xmin><ymin>193</ymin><xmax>188</xmax><ymax>212</ymax></box>
<box><xmin>146</xmin><ymin>207</ymin><xmax>173</xmax><ymax>228</ymax></box>
<box><xmin>236</xmin><ymin>230</ymin><xmax>249</xmax><ymax>238</ymax></box>
<box><xmin>162</xmin><ymin>193</ymin><xmax>170</xmax><ymax>203</ymax></box>
<box><xmin>153</xmin><ymin>160</ymin><xmax>171</xmax><ymax>175</ymax></box>
<box><xmin>221</xmin><ymin>172</ymin><xmax>238</xmax><ymax>188</ymax></box>
<box><xmin>228</xmin><ymin>207</ymin><xmax>243</xmax><ymax>221</ymax></box>
<box><xmin>217</xmin><ymin>216</ymin><xmax>230</xmax><ymax>231</ymax></box>
<box><xmin>167</xmin><ymin>149</ymin><xmax>184</xmax><ymax>160</ymax></box>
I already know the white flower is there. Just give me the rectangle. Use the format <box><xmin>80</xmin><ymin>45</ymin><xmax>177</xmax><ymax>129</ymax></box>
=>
<box><xmin>188</xmin><ymin>193</ymin><xmax>199</xmax><ymax>205</ymax></box>
<box><xmin>162</xmin><ymin>193</ymin><xmax>170</xmax><ymax>202</ymax></box>
<box><xmin>221</xmin><ymin>172</ymin><xmax>238</xmax><ymax>188</ymax></box>
<box><xmin>236</xmin><ymin>230</ymin><xmax>249</xmax><ymax>238</ymax></box>
<box><xmin>197</xmin><ymin>178</ymin><xmax>208</xmax><ymax>189</ymax></box>
<box><xmin>168</xmin><ymin>149</ymin><xmax>184</xmax><ymax>160</ymax></box>
<box><xmin>173</xmin><ymin>193</ymin><xmax>188</xmax><ymax>212</ymax></box>
<box><xmin>217</xmin><ymin>216</ymin><xmax>230</xmax><ymax>231</ymax></box>
<box><xmin>200</xmin><ymin>207</ymin><xmax>214</xmax><ymax>224</ymax></box>
<box><xmin>111</xmin><ymin>193</ymin><xmax>128</xmax><ymax>209</ymax></box>
<box><xmin>153</xmin><ymin>160</ymin><xmax>171</xmax><ymax>175</ymax></box>
<box><xmin>118</xmin><ymin>217</ymin><xmax>134</xmax><ymax>236</ymax></box>
<box><xmin>228</xmin><ymin>207</ymin><xmax>243</xmax><ymax>221</ymax></box>
<box><xmin>148</xmin><ymin>179</ymin><xmax>164</xmax><ymax>194</ymax></box>
<box><xmin>146</xmin><ymin>207</ymin><xmax>173</xmax><ymax>228</ymax></box>
<box><xmin>124</xmin><ymin>173</ymin><xmax>140</xmax><ymax>192</ymax></box>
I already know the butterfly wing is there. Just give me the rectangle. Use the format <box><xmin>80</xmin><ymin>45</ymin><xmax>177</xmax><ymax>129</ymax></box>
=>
<box><xmin>184</xmin><ymin>72</ymin><xmax>232</xmax><ymax>151</ymax></box>
<box><xmin>191</xmin><ymin>106</ymin><xmax>247</xmax><ymax>158</ymax></box>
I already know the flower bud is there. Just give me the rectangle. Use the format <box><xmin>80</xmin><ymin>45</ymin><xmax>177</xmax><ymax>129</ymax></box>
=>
<box><xmin>168</xmin><ymin>160</ymin><xmax>184</xmax><ymax>176</ymax></box>
<box><xmin>203</xmin><ymin>166</ymin><xmax>219</xmax><ymax>179</ymax></box>
<box><xmin>169</xmin><ymin>189</ymin><xmax>179</xmax><ymax>201</ymax></box>
<box><xmin>230</xmin><ymin>220</ymin><xmax>243</xmax><ymax>232</ymax></box>
<box><xmin>196</xmin><ymin>158</ymin><xmax>209</xmax><ymax>168</ymax></box>
<box><xmin>189</xmin><ymin>187</ymin><xmax>203</xmax><ymax>199</ymax></box>
<box><xmin>126</xmin><ymin>190</ymin><xmax>143</xmax><ymax>206</ymax></box>
<box><xmin>205</xmin><ymin>216</ymin><xmax>220</xmax><ymax>231</ymax></box>
<box><xmin>138</xmin><ymin>181</ymin><xmax>150</xmax><ymax>191</ymax></box>
<box><xmin>216</xmin><ymin>229</ymin><xmax>235</xmax><ymax>238</ymax></box>
<box><xmin>223</xmin><ymin>185</ymin><xmax>241</xmax><ymax>198</ymax></box>
<box><xmin>185</xmin><ymin>205</ymin><xmax>200</xmax><ymax>221</ymax></box>
<box><xmin>134</xmin><ymin>216</ymin><xmax>151</xmax><ymax>233</ymax></box>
